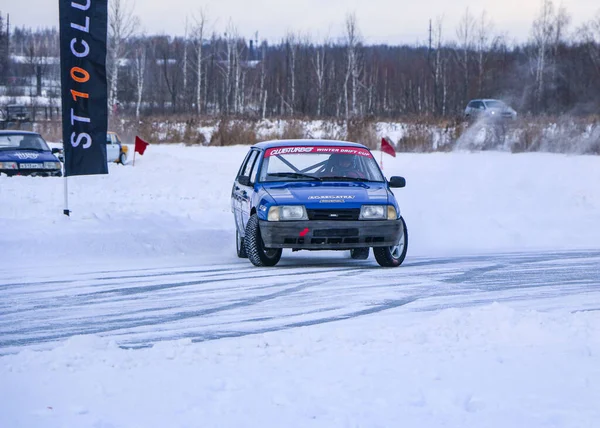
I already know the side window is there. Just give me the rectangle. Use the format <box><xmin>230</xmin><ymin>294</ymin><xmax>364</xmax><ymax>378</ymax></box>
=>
<box><xmin>239</xmin><ymin>150</ymin><xmax>259</xmax><ymax>179</ymax></box>
<box><xmin>477</xmin><ymin>101</ymin><xmax>485</xmax><ymax>109</ymax></box>
<box><xmin>237</xmin><ymin>150</ymin><xmax>253</xmax><ymax>178</ymax></box>
<box><xmin>249</xmin><ymin>151</ymin><xmax>262</xmax><ymax>183</ymax></box>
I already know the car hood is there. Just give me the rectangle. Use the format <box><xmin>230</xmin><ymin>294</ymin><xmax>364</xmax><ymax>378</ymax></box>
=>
<box><xmin>263</xmin><ymin>181</ymin><xmax>390</xmax><ymax>208</ymax></box>
<box><xmin>0</xmin><ymin>150</ymin><xmax>59</xmax><ymax>163</ymax></box>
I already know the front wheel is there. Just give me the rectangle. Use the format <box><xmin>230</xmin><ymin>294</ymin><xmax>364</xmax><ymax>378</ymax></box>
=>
<box><xmin>244</xmin><ymin>214</ymin><xmax>282</xmax><ymax>267</ymax></box>
<box><xmin>374</xmin><ymin>217</ymin><xmax>408</xmax><ymax>267</ymax></box>
<box><xmin>119</xmin><ymin>152</ymin><xmax>127</xmax><ymax>165</ymax></box>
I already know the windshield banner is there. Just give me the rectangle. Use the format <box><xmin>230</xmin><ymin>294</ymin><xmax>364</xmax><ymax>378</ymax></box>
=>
<box><xmin>265</xmin><ymin>146</ymin><xmax>372</xmax><ymax>157</ymax></box>
<box><xmin>59</xmin><ymin>0</ymin><xmax>109</xmax><ymax>176</ymax></box>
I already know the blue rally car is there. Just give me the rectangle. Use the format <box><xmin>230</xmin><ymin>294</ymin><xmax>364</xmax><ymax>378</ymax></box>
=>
<box><xmin>232</xmin><ymin>140</ymin><xmax>408</xmax><ymax>267</ymax></box>
<box><xmin>0</xmin><ymin>131</ymin><xmax>63</xmax><ymax>177</ymax></box>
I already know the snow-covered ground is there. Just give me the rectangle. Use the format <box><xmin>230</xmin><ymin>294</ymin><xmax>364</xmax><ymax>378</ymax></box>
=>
<box><xmin>1</xmin><ymin>145</ymin><xmax>600</xmax><ymax>427</ymax></box>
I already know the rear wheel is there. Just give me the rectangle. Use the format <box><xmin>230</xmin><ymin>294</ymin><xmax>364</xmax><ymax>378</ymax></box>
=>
<box><xmin>119</xmin><ymin>152</ymin><xmax>127</xmax><ymax>165</ymax></box>
<box><xmin>350</xmin><ymin>248</ymin><xmax>370</xmax><ymax>260</ymax></box>
<box><xmin>374</xmin><ymin>217</ymin><xmax>408</xmax><ymax>267</ymax></box>
<box><xmin>244</xmin><ymin>214</ymin><xmax>282</xmax><ymax>267</ymax></box>
<box><xmin>236</xmin><ymin>229</ymin><xmax>248</xmax><ymax>258</ymax></box>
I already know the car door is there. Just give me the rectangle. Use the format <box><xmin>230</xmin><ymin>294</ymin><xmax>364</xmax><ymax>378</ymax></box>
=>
<box><xmin>233</xmin><ymin>150</ymin><xmax>254</xmax><ymax>234</ymax></box>
<box><xmin>106</xmin><ymin>134</ymin><xmax>119</xmax><ymax>162</ymax></box>
<box><xmin>234</xmin><ymin>149</ymin><xmax>260</xmax><ymax>233</ymax></box>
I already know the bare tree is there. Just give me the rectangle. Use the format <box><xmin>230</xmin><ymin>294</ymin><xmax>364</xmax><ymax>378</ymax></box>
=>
<box><xmin>429</xmin><ymin>16</ymin><xmax>445</xmax><ymax>115</ymax></box>
<box><xmin>579</xmin><ymin>10</ymin><xmax>600</xmax><ymax>76</ymax></box>
<box><xmin>133</xmin><ymin>40</ymin><xmax>147</xmax><ymax>118</ymax></box>
<box><xmin>183</xmin><ymin>18</ymin><xmax>188</xmax><ymax>96</ymax></box>
<box><xmin>25</xmin><ymin>36</ymin><xmax>52</xmax><ymax>96</ymax></box>
<box><xmin>216</xmin><ymin>22</ymin><xmax>241</xmax><ymax>114</ymax></box>
<box><xmin>475</xmin><ymin>12</ymin><xmax>495</xmax><ymax>97</ymax></box>
<box><xmin>108</xmin><ymin>0</ymin><xmax>139</xmax><ymax>112</ymax></box>
<box><xmin>285</xmin><ymin>32</ymin><xmax>298</xmax><ymax>115</ymax></box>
<box><xmin>312</xmin><ymin>36</ymin><xmax>329</xmax><ymax>117</ymax></box>
<box><xmin>0</xmin><ymin>13</ymin><xmax>8</xmax><ymax>84</ymax></box>
<box><xmin>456</xmin><ymin>8</ymin><xmax>475</xmax><ymax>105</ymax></box>
<box><xmin>531</xmin><ymin>0</ymin><xmax>555</xmax><ymax>112</ymax></box>
<box><xmin>344</xmin><ymin>13</ymin><xmax>361</xmax><ymax>119</ymax></box>
<box><xmin>191</xmin><ymin>9</ymin><xmax>207</xmax><ymax>115</ymax></box>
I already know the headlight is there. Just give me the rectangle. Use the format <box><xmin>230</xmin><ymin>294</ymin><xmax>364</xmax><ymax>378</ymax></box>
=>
<box><xmin>360</xmin><ymin>205</ymin><xmax>397</xmax><ymax>220</ymax></box>
<box><xmin>44</xmin><ymin>162</ymin><xmax>62</xmax><ymax>170</ymax></box>
<box><xmin>360</xmin><ymin>205</ymin><xmax>386</xmax><ymax>220</ymax></box>
<box><xmin>268</xmin><ymin>205</ymin><xmax>308</xmax><ymax>221</ymax></box>
<box><xmin>0</xmin><ymin>162</ymin><xmax>18</xmax><ymax>170</ymax></box>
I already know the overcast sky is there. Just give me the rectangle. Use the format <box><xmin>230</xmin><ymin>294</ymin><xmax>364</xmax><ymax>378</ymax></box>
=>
<box><xmin>5</xmin><ymin>0</ymin><xmax>596</xmax><ymax>44</ymax></box>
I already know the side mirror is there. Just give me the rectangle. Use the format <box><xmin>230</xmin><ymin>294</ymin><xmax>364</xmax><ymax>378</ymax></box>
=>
<box><xmin>389</xmin><ymin>176</ymin><xmax>406</xmax><ymax>188</ymax></box>
<box><xmin>51</xmin><ymin>148</ymin><xmax>61</xmax><ymax>154</ymax></box>
<box><xmin>238</xmin><ymin>176</ymin><xmax>251</xmax><ymax>187</ymax></box>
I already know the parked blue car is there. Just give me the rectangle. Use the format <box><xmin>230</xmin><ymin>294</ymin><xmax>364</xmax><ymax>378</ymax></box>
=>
<box><xmin>0</xmin><ymin>131</ymin><xmax>62</xmax><ymax>177</ymax></box>
<box><xmin>232</xmin><ymin>140</ymin><xmax>408</xmax><ymax>267</ymax></box>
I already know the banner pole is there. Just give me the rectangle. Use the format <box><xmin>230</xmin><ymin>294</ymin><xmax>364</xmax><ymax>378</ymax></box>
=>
<box><xmin>133</xmin><ymin>148</ymin><xmax>136</xmax><ymax>167</ymax></box>
<box><xmin>63</xmin><ymin>175</ymin><xmax>70</xmax><ymax>216</ymax></box>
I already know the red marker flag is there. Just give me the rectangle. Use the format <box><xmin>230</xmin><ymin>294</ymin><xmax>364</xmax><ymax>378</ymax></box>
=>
<box><xmin>381</xmin><ymin>137</ymin><xmax>396</xmax><ymax>158</ymax></box>
<box><xmin>135</xmin><ymin>136</ymin><xmax>150</xmax><ymax>155</ymax></box>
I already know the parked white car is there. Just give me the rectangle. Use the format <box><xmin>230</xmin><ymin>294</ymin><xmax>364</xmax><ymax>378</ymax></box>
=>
<box><xmin>52</xmin><ymin>132</ymin><xmax>128</xmax><ymax>164</ymax></box>
<box><xmin>106</xmin><ymin>132</ymin><xmax>128</xmax><ymax>164</ymax></box>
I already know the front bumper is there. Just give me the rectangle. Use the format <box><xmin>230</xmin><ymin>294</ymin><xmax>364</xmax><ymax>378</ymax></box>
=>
<box><xmin>259</xmin><ymin>219</ymin><xmax>403</xmax><ymax>250</ymax></box>
<box><xmin>1</xmin><ymin>169</ymin><xmax>62</xmax><ymax>177</ymax></box>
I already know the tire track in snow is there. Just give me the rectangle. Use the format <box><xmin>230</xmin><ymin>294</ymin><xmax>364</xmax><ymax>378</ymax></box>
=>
<box><xmin>1</xmin><ymin>250</ymin><xmax>600</xmax><ymax>354</ymax></box>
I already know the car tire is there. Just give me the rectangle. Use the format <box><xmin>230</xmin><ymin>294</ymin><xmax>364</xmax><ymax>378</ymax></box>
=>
<box><xmin>236</xmin><ymin>229</ymin><xmax>248</xmax><ymax>258</ymax></box>
<box><xmin>119</xmin><ymin>152</ymin><xmax>127</xmax><ymax>165</ymax></box>
<box><xmin>244</xmin><ymin>214</ymin><xmax>282</xmax><ymax>267</ymax></box>
<box><xmin>374</xmin><ymin>217</ymin><xmax>408</xmax><ymax>267</ymax></box>
<box><xmin>350</xmin><ymin>248</ymin><xmax>370</xmax><ymax>260</ymax></box>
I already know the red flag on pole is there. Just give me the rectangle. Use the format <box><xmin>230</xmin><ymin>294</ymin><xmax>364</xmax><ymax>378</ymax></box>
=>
<box><xmin>381</xmin><ymin>137</ymin><xmax>396</xmax><ymax>158</ymax></box>
<box><xmin>135</xmin><ymin>136</ymin><xmax>150</xmax><ymax>155</ymax></box>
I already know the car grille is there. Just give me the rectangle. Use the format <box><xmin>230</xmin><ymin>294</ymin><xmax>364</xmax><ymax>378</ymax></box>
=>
<box><xmin>306</xmin><ymin>208</ymin><xmax>360</xmax><ymax>221</ymax></box>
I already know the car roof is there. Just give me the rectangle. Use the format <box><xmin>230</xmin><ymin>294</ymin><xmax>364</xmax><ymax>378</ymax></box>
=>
<box><xmin>0</xmin><ymin>130</ymin><xmax>41</xmax><ymax>136</ymax></box>
<box><xmin>253</xmin><ymin>139</ymin><xmax>369</xmax><ymax>150</ymax></box>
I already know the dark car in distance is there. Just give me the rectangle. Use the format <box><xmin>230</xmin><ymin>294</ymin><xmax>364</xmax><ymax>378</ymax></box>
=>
<box><xmin>0</xmin><ymin>131</ymin><xmax>63</xmax><ymax>177</ymax></box>
<box><xmin>232</xmin><ymin>140</ymin><xmax>409</xmax><ymax>267</ymax></box>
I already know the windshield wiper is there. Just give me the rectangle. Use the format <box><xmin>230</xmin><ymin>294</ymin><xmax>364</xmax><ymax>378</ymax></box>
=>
<box><xmin>268</xmin><ymin>172</ymin><xmax>322</xmax><ymax>181</ymax></box>
<box><xmin>321</xmin><ymin>176</ymin><xmax>377</xmax><ymax>182</ymax></box>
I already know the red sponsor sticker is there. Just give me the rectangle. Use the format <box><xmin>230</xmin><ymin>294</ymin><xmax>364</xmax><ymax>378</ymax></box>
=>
<box><xmin>265</xmin><ymin>146</ymin><xmax>372</xmax><ymax>157</ymax></box>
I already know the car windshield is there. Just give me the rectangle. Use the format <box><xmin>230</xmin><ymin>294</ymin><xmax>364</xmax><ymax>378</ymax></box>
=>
<box><xmin>485</xmin><ymin>100</ymin><xmax>506</xmax><ymax>108</ymax></box>
<box><xmin>259</xmin><ymin>146</ymin><xmax>385</xmax><ymax>182</ymax></box>
<box><xmin>0</xmin><ymin>134</ymin><xmax>50</xmax><ymax>151</ymax></box>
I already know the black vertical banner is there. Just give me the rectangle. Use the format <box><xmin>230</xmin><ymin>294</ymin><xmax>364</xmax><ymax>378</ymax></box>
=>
<box><xmin>59</xmin><ymin>0</ymin><xmax>108</xmax><ymax>176</ymax></box>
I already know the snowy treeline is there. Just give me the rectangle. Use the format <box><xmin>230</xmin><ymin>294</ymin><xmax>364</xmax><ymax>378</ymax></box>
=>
<box><xmin>1</xmin><ymin>1</ymin><xmax>600</xmax><ymax>119</ymax></box>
